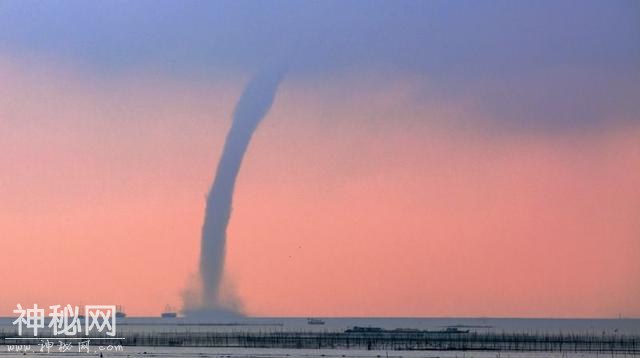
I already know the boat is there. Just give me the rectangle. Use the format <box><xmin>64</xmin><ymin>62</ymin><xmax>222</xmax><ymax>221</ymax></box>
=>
<box><xmin>443</xmin><ymin>327</ymin><xmax>470</xmax><ymax>333</ymax></box>
<box><xmin>390</xmin><ymin>328</ymin><xmax>421</xmax><ymax>333</ymax></box>
<box><xmin>161</xmin><ymin>305</ymin><xmax>178</xmax><ymax>318</ymax></box>
<box><xmin>115</xmin><ymin>305</ymin><xmax>127</xmax><ymax>318</ymax></box>
<box><xmin>77</xmin><ymin>303</ymin><xmax>85</xmax><ymax>319</ymax></box>
<box><xmin>307</xmin><ymin>318</ymin><xmax>325</xmax><ymax>325</ymax></box>
<box><xmin>345</xmin><ymin>326</ymin><xmax>384</xmax><ymax>333</ymax></box>
<box><xmin>344</xmin><ymin>326</ymin><xmax>470</xmax><ymax>334</ymax></box>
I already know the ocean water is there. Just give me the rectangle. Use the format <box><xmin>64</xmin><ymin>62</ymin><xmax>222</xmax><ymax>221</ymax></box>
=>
<box><xmin>1</xmin><ymin>317</ymin><xmax>638</xmax><ymax>357</ymax></box>
<box><xmin>98</xmin><ymin>317</ymin><xmax>640</xmax><ymax>335</ymax></box>
<box><xmin>2</xmin><ymin>316</ymin><xmax>639</xmax><ymax>334</ymax></box>
<box><xmin>0</xmin><ymin>346</ymin><xmax>638</xmax><ymax>357</ymax></box>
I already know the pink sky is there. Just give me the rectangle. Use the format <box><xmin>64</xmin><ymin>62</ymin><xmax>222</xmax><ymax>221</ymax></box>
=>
<box><xmin>1</xmin><ymin>57</ymin><xmax>639</xmax><ymax>317</ymax></box>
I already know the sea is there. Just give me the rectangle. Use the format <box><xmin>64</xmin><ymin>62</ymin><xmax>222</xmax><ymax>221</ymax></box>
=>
<box><xmin>0</xmin><ymin>317</ymin><xmax>638</xmax><ymax>357</ymax></box>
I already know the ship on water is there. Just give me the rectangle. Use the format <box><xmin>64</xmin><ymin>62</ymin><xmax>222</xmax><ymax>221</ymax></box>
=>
<box><xmin>115</xmin><ymin>305</ymin><xmax>127</xmax><ymax>318</ymax></box>
<box><xmin>307</xmin><ymin>318</ymin><xmax>325</xmax><ymax>325</ymax></box>
<box><xmin>345</xmin><ymin>326</ymin><xmax>470</xmax><ymax>334</ymax></box>
<box><xmin>161</xmin><ymin>305</ymin><xmax>178</xmax><ymax>318</ymax></box>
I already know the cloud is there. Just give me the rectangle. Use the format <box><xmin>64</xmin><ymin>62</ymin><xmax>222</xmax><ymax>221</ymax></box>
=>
<box><xmin>1</xmin><ymin>0</ymin><xmax>638</xmax><ymax>130</ymax></box>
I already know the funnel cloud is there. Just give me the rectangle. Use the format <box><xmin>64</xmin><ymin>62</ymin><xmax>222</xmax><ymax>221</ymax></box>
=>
<box><xmin>194</xmin><ymin>69</ymin><xmax>284</xmax><ymax>316</ymax></box>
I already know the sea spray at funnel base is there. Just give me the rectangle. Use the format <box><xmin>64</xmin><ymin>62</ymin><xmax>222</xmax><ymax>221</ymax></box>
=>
<box><xmin>195</xmin><ymin>70</ymin><xmax>284</xmax><ymax>315</ymax></box>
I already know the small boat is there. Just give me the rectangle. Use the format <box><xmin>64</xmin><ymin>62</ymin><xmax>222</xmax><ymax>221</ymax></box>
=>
<box><xmin>345</xmin><ymin>326</ymin><xmax>384</xmax><ymax>333</ymax></box>
<box><xmin>307</xmin><ymin>318</ymin><xmax>325</xmax><ymax>325</ymax></box>
<box><xmin>115</xmin><ymin>305</ymin><xmax>127</xmax><ymax>318</ymax></box>
<box><xmin>442</xmin><ymin>327</ymin><xmax>470</xmax><ymax>334</ymax></box>
<box><xmin>344</xmin><ymin>327</ymin><xmax>470</xmax><ymax>334</ymax></box>
<box><xmin>161</xmin><ymin>305</ymin><xmax>178</xmax><ymax>318</ymax></box>
<box><xmin>77</xmin><ymin>303</ymin><xmax>85</xmax><ymax>319</ymax></box>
